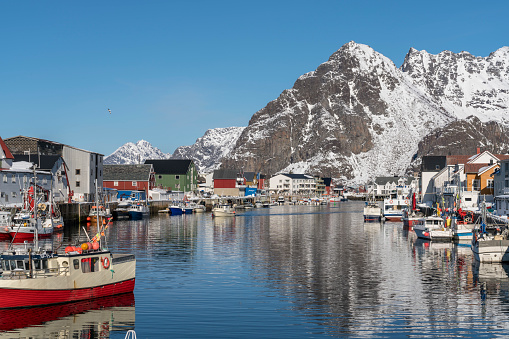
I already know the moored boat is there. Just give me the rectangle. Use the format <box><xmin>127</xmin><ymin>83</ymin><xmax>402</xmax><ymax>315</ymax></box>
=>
<box><xmin>128</xmin><ymin>203</ymin><xmax>149</xmax><ymax>220</ymax></box>
<box><xmin>212</xmin><ymin>204</ymin><xmax>235</xmax><ymax>217</ymax></box>
<box><xmin>383</xmin><ymin>197</ymin><xmax>408</xmax><ymax>221</ymax></box>
<box><xmin>88</xmin><ymin>205</ymin><xmax>112</xmax><ymax>225</ymax></box>
<box><xmin>363</xmin><ymin>201</ymin><xmax>382</xmax><ymax>222</ymax></box>
<box><xmin>414</xmin><ymin>216</ymin><xmax>452</xmax><ymax>241</ymax></box>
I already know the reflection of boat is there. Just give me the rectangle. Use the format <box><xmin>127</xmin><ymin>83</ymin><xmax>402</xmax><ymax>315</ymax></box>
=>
<box><xmin>212</xmin><ymin>204</ymin><xmax>236</xmax><ymax>217</ymax></box>
<box><xmin>0</xmin><ymin>292</ymin><xmax>135</xmax><ymax>336</ymax></box>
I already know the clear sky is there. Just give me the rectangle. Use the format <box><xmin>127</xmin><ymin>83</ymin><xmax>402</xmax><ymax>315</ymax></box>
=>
<box><xmin>1</xmin><ymin>1</ymin><xmax>507</xmax><ymax>156</ymax></box>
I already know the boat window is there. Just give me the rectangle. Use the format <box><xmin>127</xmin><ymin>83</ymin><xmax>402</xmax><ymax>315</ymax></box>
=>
<box><xmin>92</xmin><ymin>257</ymin><xmax>99</xmax><ymax>272</ymax></box>
<box><xmin>42</xmin><ymin>259</ymin><xmax>48</xmax><ymax>270</ymax></box>
<box><xmin>24</xmin><ymin>261</ymin><xmax>30</xmax><ymax>270</ymax></box>
<box><xmin>17</xmin><ymin>260</ymin><xmax>24</xmax><ymax>270</ymax></box>
<box><xmin>82</xmin><ymin>258</ymin><xmax>92</xmax><ymax>273</ymax></box>
<box><xmin>33</xmin><ymin>259</ymin><xmax>41</xmax><ymax>270</ymax></box>
<box><xmin>0</xmin><ymin>261</ymin><xmax>5</xmax><ymax>271</ymax></box>
<box><xmin>4</xmin><ymin>261</ymin><xmax>10</xmax><ymax>271</ymax></box>
<box><xmin>73</xmin><ymin>259</ymin><xmax>79</xmax><ymax>270</ymax></box>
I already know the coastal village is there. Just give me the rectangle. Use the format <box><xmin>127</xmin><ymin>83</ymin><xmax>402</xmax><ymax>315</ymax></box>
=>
<box><xmin>1</xmin><ymin>135</ymin><xmax>509</xmax><ymax>218</ymax></box>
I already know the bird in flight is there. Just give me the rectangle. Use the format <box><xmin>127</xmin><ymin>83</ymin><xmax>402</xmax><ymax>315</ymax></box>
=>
<box><xmin>108</xmin><ymin>108</ymin><xmax>111</xmax><ymax>114</ymax></box>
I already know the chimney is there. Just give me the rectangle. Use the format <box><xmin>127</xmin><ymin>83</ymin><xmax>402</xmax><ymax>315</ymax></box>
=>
<box><xmin>477</xmin><ymin>147</ymin><xmax>480</xmax><ymax>154</ymax></box>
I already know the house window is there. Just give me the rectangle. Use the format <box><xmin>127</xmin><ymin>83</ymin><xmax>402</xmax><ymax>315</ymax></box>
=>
<box><xmin>472</xmin><ymin>179</ymin><xmax>480</xmax><ymax>191</ymax></box>
<box><xmin>11</xmin><ymin>175</ymin><xmax>15</xmax><ymax>183</ymax></box>
<box><xmin>76</xmin><ymin>169</ymin><xmax>81</xmax><ymax>175</ymax></box>
<box><xmin>2</xmin><ymin>175</ymin><xmax>6</xmax><ymax>183</ymax></box>
<box><xmin>76</xmin><ymin>181</ymin><xmax>81</xmax><ymax>187</ymax></box>
<box><xmin>11</xmin><ymin>192</ymin><xmax>16</xmax><ymax>198</ymax></box>
<box><xmin>487</xmin><ymin>179</ymin><xmax>494</xmax><ymax>189</ymax></box>
<box><xmin>114</xmin><ymin>181</ymin><xmax>118</xmax><ymax>187</ymax></box>
<box><xmin>175</xmin><ymin>175</ymin><xmax>180</xmax><ymax>180</ymax></box>
<box><xmin>132</xmin><ymin>181</ymin><xmax>137</xmax><ymax>187</ymax></box>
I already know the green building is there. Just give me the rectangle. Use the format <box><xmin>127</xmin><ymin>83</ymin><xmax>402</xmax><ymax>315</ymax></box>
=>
<box><xmin>144</xmin><ymin>159</ymin><xmax>197</xmax><ymax>192</ymax></box>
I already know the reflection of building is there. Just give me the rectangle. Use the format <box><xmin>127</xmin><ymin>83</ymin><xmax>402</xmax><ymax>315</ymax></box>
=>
<box><xmin>4</xmin><ymin>136</ymin><xmax>103</xmax><ymax>202</ymax></box>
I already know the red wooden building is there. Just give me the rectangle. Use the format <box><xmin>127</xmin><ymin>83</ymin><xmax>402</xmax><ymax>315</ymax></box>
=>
<box><xmin>103</xmin><ymin>164</ymin><xmax>155</xmax><ymax>196</ymax></box>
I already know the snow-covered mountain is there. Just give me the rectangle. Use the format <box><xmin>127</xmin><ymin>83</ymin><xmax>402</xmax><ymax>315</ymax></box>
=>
<box><xmin>104</xmin><ymin>127</ymin><xmax>245</xmax><ymax>172</ymax></box>
<box><xmin>222</xmin><ymin>42</ymin><xmax>509</xmax><ymax>183</ymax></box>
<box><xmin>171</xmin><ymin>127</ymin><xmax>245</xmax><ymax>173</ymax></box>
<box><xmin>104</xmin><ymin>140</ymin><xmax>170</xmax><ymax>164</ymax></box>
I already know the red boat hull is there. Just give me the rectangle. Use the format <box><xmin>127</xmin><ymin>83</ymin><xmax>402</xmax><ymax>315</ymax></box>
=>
<box><xmin>9</xmin><ymin>232</ymin><xmax>52</xmax><ymax>242</ymax></box>
<box><xmin>0</xmin><ymin>278</ymin><xmax>135</xmax><ymax>309</ymax></box>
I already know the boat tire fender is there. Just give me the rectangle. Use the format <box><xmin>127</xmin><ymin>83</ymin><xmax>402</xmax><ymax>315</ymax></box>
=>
<box><xmin>102</xmin><ymin>257</ymin><xmax>110</xmax><ymax>269</ymax></box>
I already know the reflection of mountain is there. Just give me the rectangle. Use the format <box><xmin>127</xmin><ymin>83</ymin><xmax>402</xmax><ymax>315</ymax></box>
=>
<box><xmin>0</xmin><ymin>293</ymin><xmax>135</xmax><ymax>338</ymax></box>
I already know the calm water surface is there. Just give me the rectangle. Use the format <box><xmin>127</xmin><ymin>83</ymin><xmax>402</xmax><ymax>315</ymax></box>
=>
<box><xmin>2</xmin><ymin>201</ymin><xmax>509</xmax><ymax>338</ymax></box>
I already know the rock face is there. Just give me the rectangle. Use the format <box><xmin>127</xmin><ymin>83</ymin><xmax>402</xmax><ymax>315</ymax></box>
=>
<box><xmin>408</xmin><ymin>116</ymin><xmax>509</xmax><ymax>172</ymax></box>
<box><xmin>171</xmin><ymin>127</ymin><xmax>245</xmax><ymax>173</ymax></box>
<box><xmin>222</xmin><ymin>42</ymin><xmax>509</xmax><ymax>183</ymax></box>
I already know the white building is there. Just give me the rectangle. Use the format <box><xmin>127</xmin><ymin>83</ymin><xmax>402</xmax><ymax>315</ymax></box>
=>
<box><xmin>4</xmin><ymin>136</ymin><xmax>103</xmax><ymax>202</ymax></box>
<box><xmin>494</xmin><ymin>159</ymin><xmax>509</xmax><ymax>216</ymax></box>
<box><xmin>269</xmin><ymin>174</ymin><xmax>316</xmax><ymax>195</ymax></box>
<box><xmin>367</xmin><ymin>176</ymin><xmax>418</xmax><ymax>199</ymax></box>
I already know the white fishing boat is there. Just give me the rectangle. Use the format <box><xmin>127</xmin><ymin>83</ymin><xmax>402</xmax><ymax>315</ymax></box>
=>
<box><xmin>413</xmin><ymin>216</ymin><xmax>452</xmax><ymax>241</ymax></box>
<box><xmin>471</xmin><ymin>203</ymin><xmax>509</xmax><ymax>263</ymax></box>
<box><xmin>383</xmin><ymin>197</ymin><xmax>409</xmax><ymax>221</ymax></box>
<box><xmin>363</xmin><ymin>201</ymin><xmax>382</xmax><ymax>222</ymax></box>
<box><xmin>0</xmin><ymin>210</ymin><xmax>13</xmax><ymax>240</ymax></box>
<box><xmin>193</xmin><ymin>204</ymin><xmax>206</xmax><ymax>213</ymax></box>
<box><xmin>212</xmin><ymin>204</ymin><xmax>236</xmax><ymax>217</ymax></box>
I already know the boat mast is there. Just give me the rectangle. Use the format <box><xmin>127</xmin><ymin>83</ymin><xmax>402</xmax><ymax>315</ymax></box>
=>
<box><xmin>33</xmin><ymin>164</ymin><xmax>39</xmax><ymax>250</ymax></box>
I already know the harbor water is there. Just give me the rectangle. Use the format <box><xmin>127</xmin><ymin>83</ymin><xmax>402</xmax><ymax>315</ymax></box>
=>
<box><xmin>2</xmin><ymin>201</ymin><xmax>509</xmax><ymax>338</ymax></box>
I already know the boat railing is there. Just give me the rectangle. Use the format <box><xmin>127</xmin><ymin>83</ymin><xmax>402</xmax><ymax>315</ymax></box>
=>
<box><xmin>3</xmin><ymin>266</ymin><xmax>70</xmax><ymax>280</ymax></box>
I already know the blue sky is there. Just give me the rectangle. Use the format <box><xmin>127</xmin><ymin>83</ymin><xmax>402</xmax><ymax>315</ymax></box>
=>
<box><xmin>1</xmin><ymin>1</ymin><xmax>507</xmax><ymax>156</ymax></box>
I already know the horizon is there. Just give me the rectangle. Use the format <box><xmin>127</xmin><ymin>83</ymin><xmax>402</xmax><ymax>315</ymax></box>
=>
<box><xmin>1</xmin><ymin>1</ymin><xmax>507</xmax><ymax>156</ymax></box>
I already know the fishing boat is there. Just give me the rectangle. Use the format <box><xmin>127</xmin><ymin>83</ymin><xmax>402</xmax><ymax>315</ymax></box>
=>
<box><xmin>363</xmin><ymin>201</ymin><xmax>383</xmax><ymax>222</ymax></box>
<box><xmin>169</xmin><ymin>204</ymin><xmax>183</xmax><ymax>216</ymax></box>
<box><xmin>193</xmin><ymin>204</ymin><xmax>206</xmax><ymax>213</ymax></box>
<box><xmin>112</xmin><ymin>201</ymin><xmax>131</xmax><ymax>220</ymax></box>
<box><xmin>401</xmin><ymin>193</ymin><xmax>423</xmax><ymax>228</ymax></box>
<box><xmin>383</xmin><ymin>197</ymin><xmax>409</xmax><ymax>221</ymax></box>
<box><xmin>0</xmin><ymin>245</ymin><xmax>136</xmax><ymax>308</ymax></box>
<box><xmin>88</xmin><ymin>205</ymin><xmax>112</xmax><ymax>225</ymax></box>
<box><xmin>9</xmin><ymin>208</ymin><xmax>53</xmax><ymax>241</ymax></box>
<box><xmin>471</xmin><ymin>203</ymin><xmax>509</xmax><ymax>263</ymax></box>
<box><xmin>0</xmin><ymin>179</ymin><xmax>136</xmax><ymax>309</ymax></box>
<box><xmin>128</xmin><ymin>203</ymin><xmax>149</xmax><ymax>220</ymax></box>
<box><xmin>413</xmin><ymin>216</ymin><xmax>452</xmax><ymax>241</ymax></box>
<box><xmin>0</xmin><ymin>209</ymin><xmax>13</xmax><ymax>240</ymax></box>
<box><xmin>212</xmin><ymin>204</ymin><xmax>236</xmax><ymax>217</ymax></box>
<box><xmin>364</xmin><ymin>190</ymin><xmax>382</xmax><ymax>222</ymax></box>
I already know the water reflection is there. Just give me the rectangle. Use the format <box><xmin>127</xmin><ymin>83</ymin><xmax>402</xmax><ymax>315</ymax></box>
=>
<box><xmin>0</xmin><ymin>293</ymin><xmax>135</xmax><ymax>338</ymax></box>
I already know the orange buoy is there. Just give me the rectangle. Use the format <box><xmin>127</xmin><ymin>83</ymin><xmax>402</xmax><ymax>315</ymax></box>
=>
<box><xmin>87</xmin><ymin>217</ymin><xmax>91</xmax><ymax>221</ymax></box>
<box><xmin>65</xmin><ymin>246</ymin><xmax>73</xmax><ymax>253</ymax></box>
<box><xmin>81</xmin><ymin>243</ymin><xmax>88</xmax><ymax>251</ymax></box>
<box><xmin>92</xmin><ymin>242</ymin><xmax>100</xmax><ymax>250</ymax></box>
<box><xmin>87</xmin><ymin>242</ymin><xmax>93</xmax><ymax>250</ymax></box>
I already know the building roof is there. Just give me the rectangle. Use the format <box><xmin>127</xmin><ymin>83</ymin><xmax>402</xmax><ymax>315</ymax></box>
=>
<box><xmin>4</xmin><ymin>135</ymin><xmax>102</xmax><ymax>155</ymax></box>
<box><xmin>464</xmin><ymin>163</ymin><xmax>490</xmax><ymax>174</ymax></box>
<box><xmin>243</xmin><ymin>172</ymin><xmax>256</xmax><ymax>182</ymax></box>
<box><xmin>13</xmin><ymin>155</ymin><xmax>63</xmax><ymax>171</ymax></box>
<box><xmin>144</xmin><ymin>159</ymin><xmax>193</xmax><ymax>175</ymax></box>
<box><xmin>446</xmin><ymin>155</ymin><xmax>471</xmax><ymax>165</ymax></box>
<box><xmin>278</xmin><ymin>173</ymin><xmax>314</xmax><ymax>180</ymax></box>
<box><xmin>213</xmin><ymin>169</ymin><xmax>240</xmax><ymax>180</ymax></box>
<box><xmin>0</xmin><ymin>137</ymin><xmax>13</xmax><ymax>160</ymax></box>
<box><xmin>104</xmin><ymin>164</ymin><xmax>153</xmax><ymax>181</ymax></box>
<box><xmin>375</xmin><ymin>177</ymin><xmax>413</xmax><ymax>185</ymax></box>
<box><xmin>421</xmin><ymin>156</ymin><xmax>447</xmax><ymax>172</ymax></box>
